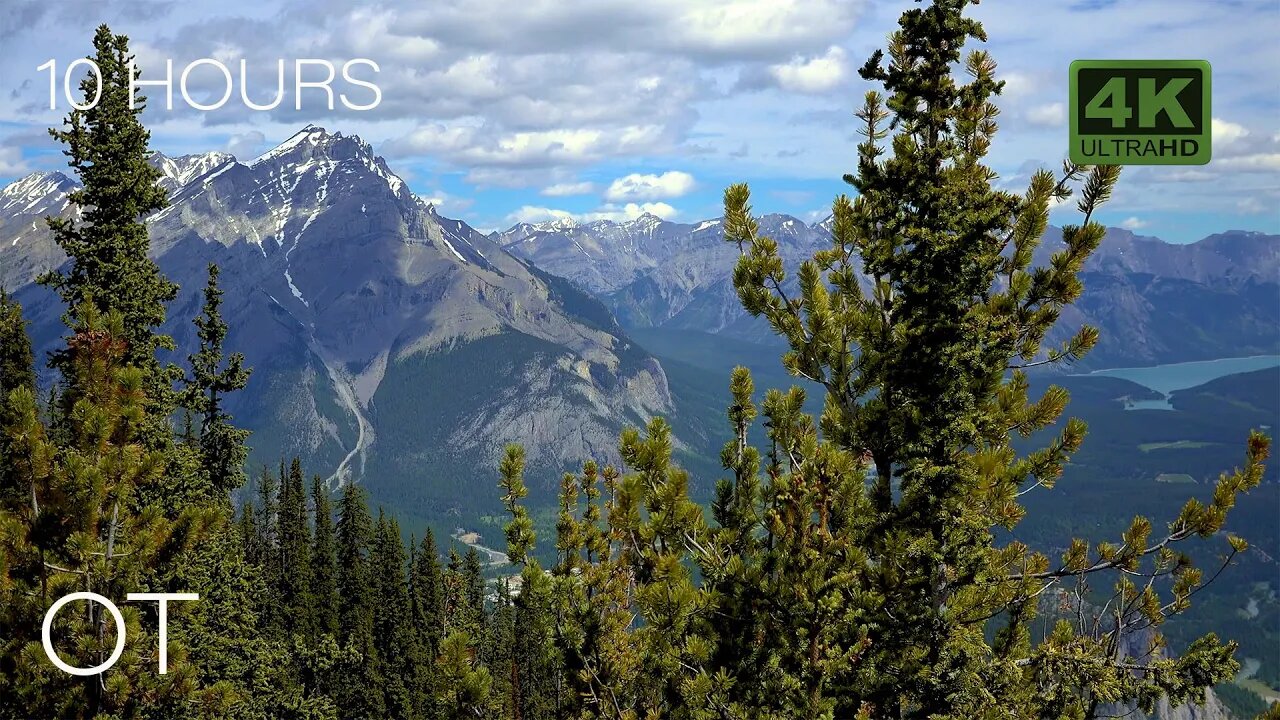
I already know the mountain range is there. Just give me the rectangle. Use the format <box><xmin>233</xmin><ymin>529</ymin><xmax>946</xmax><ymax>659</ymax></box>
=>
<box><xmin>497</xmin><ymin>214</ymin><xmax>1280</xmax><ymax>369</ymax></box>
<box><xmin>0</xmin><ymin>125</ymin><xmax>1276</xmax><ymax>525</ymax></box>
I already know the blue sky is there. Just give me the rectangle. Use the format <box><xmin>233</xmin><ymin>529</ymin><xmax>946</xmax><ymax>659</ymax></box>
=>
<box><xmin>0</xmin><ymin>0</ymin><xmax>1276</xmax><ymax>241</ymax></box>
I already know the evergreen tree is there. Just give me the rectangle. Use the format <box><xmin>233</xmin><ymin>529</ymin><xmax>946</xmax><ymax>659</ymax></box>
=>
<box><xmin>0</xmin><ymin>306</ymin><xmax>194</xmax><ymax>717</ymax></box>
<box><xmin>278</xmin><ymin>458</ymin><xmax>312</xmax><ymax>634</ymax></box>
<box><xmin>256</xmin><ymin>465</ymin><xmax>282</xmax><ymax>631</ymax></box>
<box><xmin>410</xmin><ymin>529</ymin><xmax>444</xmax><ymax>717</ymax></box>
<box><xmin>41</xmin><ymin>25</ymin><xmax>180</xmax><ymax>444</ymax></box>
<box><xmin>334</xmin><ymin>483</ymin><xmax>385</xmax><ymax>719</ymax></box>
<box><xmin>310</xmin><ymin>475</ymin><xmax>340</xmax><ymax>637</ymax></box>
<box><xmin>498</xmin><ymin>446</ymin><xmax>560</xmax><ymax>720</ymax></box>
<box><xmin>0</xmin><ymin>289</ymin><xmax>34</xmax><ymax>397</ymax></box>
<box><xmin>487</xmin><ymin>580</ymin><xmax>517</xmax><ymax>719</ymax></box>
<box><xmin>0</xmin><ymin>290</ymin><xmax>35</xmax><ymax>504</ymax></box>
<box><xmin>496</xmin><ymin>3</ymin><xmax>1270</xmax><ymax>718</ymax></box>
<box><xmin>436</xmin><ymin>631</ymin><xmax>495</xmax><ymax>720</ymax></box>
<box><xmin>182</xmin><ymin>264</ymin><xmax>251</xmax><ymax>496</ymax></box>
<box><xmin>411</xmin><ymin>529</ymin><xmax>445</xmax><ymax>659</ymax></box>
<box><xmin>372</xmin><ymin>513</ymin><xmax>417</xmax><ymax>719</ymax></box>
<box><xmin>463</xmin><ymin>547</ymin><xmax>487</xmax><ymax>643</ymax></box>
<box><xmin>237</xmin><ymin>501</ymin><xmax>262</xmax><ymax>567</ymax></box>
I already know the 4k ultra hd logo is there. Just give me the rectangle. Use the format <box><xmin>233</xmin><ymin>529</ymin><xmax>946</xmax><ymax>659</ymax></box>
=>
<box><xmin>1069</xmin><ymin>60</ymin><xmax>1211</xmax><ymax>165</ymax></box>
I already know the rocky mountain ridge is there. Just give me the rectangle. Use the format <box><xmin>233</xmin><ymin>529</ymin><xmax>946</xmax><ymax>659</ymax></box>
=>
<box><xmin>497</xmin><ymin>213</ymin><xmax>1280</xmax><ymax>368</ymax></box>
<box><xmin>0</xmin><ymin>125</ymin><xmax>671</xmax><ymax>521</ymax></box>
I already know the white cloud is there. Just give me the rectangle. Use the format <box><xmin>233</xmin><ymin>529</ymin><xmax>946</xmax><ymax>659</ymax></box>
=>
<box><xmin>584</xmin><ymin>201</ymin><xmax>677</xmax><ymax>221</ymax></box>
<box><xmin>1236</xmin><ymin>196</ymin><xmax>1268</xmax><ymax>215</ymax></box>
<box><xmin>390</xmin><ymin>124</ymin><xmax>669</xmax><ymax>169</ymax></box>
<box><xmin>1215</xmin><ymin>153</ymin><xmax>1280</xmax><ymax>172</ymax></box>
<box><xmin>768</xmin><ymin>46</ymin><xmax>847</xmax><ymax>94</ymax></box>
<box><xmin>1211</xmin><ymin>118</ymin><xmax>1249</xmax><ymax>146</ymax></box>
<box><xmin>224</xmin><ymin>130</ymin><xmax>265</xmax><ymax>161</ymax></box>
<box><xmin>1025</xmin><ymin>102</ymin><xmax>1065</xmax><ymax>128</ymax></box>
<box><xmin>541</xmin><ymin>182</ymin><xmax>596</xmax><ymax>197</ymax></box>
<box><xmin>507</xmin><ymin>201</ymin><xmax>677</xmax><ymax>225</ymax></box>
<box><xmin>998</xmin><ymin>71</ymin><xmax>1036</xmax><ymax>100</ymax></box>
<box><xmin>507</xmin><ymin>205</ymin><xmax>577</xmax><ymax>224</ymax></box>
<box><xmin>1120</xmin><ymin>216</ymin><xmax>1149</xmax><ymax>230</ymax></box>
<box><xmin>0</xmin><ymin>146</ymin><xmax>30</xmax><ymax>175</ymax></box>
<box><xmin>605</xmin><ymin>171</ymin><xmax>695</xmax><ymax>201</ymax></box>
<box><xmin>673</xmin><ymin>0</ymin><xmax>862</xmax><ymax>59</ymax></box>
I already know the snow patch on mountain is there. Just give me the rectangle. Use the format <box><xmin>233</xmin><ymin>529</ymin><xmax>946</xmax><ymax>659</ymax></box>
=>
<box><xmin>150</xmin><ymin>151</ymin><xmax>235</xmax><ymax>193</ymax></box>
<box><xmin>0</xmin><ymin>171</ymin><xmax>76</xmax><ymax>217</ymax></box>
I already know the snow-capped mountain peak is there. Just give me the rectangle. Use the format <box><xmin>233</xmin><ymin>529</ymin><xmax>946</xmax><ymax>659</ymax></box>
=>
<box><xmin>149</xmin><ymin>151</ymin><xmax>236</xmax><ymax>193</ymax></box>
<box><xmin>251</xmin><ymin>124</ymin><xmax>331</xmax><ymax>166</ymax></box>
<box><xmin>249</xmin><ymin>124</ymin><xmax>408</xmax><ymax>201</ymax></box>
<box><xmin>623</xmin><ymin>212</ymin><xmax>663</xmax><ymax>232</ymax></box>
<box><xmin>0</xmin><ymin>171</ymin><xmax>78</xmax><ymax>217</ymax></box>
<box><xmin>539</xmin><ymin>216</ymin><xmax>578</xmax><ymax>232</ymax></box>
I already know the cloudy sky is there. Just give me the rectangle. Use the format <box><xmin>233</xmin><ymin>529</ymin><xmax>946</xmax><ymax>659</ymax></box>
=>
<box><xmin>0</xmin><ymin>0</ymin><xmax>1276</xmax><ymax>240</ymax></box>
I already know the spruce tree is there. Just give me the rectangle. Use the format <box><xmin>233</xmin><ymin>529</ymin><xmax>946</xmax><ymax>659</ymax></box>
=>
<box><xmin>255</xmin><ymin>465</ymin><xmax>282</xmax><ymax>631</ymax></box>
<box><xmin>462</xmin><ymin>547</ymin><xmax>487</xmax><ymax>640</ymax></box>
<box><xmin>310</xmin><ymin>475</ymin><xmax>340</xmax><ymax>637</ymax></box>
<box><xmin>277</xmin><ymin>458</ymin><xmax>312</xmax><ymax>634</ymax></box>
<box><xmin>487</xmin><ymin>580</ymin><xmax>517</xmax><ymax>719</ymax></box>
<box><xmin>42</xmin><ymin>25</ymin><xmax>179</xmax><ymax>443</ymax></box>
<box><xmin>0</xmin><ymin>289</ymin><xmax>34</xmax><ymax>397</ymax></box>
<box><xmin>411</xmin><ymin>529</ymin><xmax>445</xmax><ymax>659</ymax></box>
<box><xmin>334</xmin><ymin>482</ymin><xmax>385</xmax><ymax>719</ymax></box>
<box><xmin>372</xmin><ymin>513</ymin><xmax>417</xmax><ymax>719</ymax></box>
<box><xmin>182</xmin><ymin>264</ymin><xmax>251</xmax><ymax>496</ymax></box>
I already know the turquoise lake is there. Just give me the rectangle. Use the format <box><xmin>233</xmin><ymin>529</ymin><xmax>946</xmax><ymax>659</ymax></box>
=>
<box><xmin>1076</xmin><ymin>355</ymin><xmax>1280</xmax><ymax>410</ymax></box>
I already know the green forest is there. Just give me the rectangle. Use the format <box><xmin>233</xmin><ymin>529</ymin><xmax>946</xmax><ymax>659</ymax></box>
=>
<box><xmin>1</xmin><ymin>3</ymin><xmax>1276</xmax><ymax>719</ymax></box>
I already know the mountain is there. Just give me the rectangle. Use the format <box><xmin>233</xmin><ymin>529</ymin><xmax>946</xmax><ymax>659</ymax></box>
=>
<box><xmin>498</xmin><ymin>217</ymin><xmax>1280</xmax><ymax>368</ymax></box>
<box><xmin>0</xmin><ymin>125</ymin><xmax>671</xmax><ymax>524</ymax></box>
<box><xmin>496</xmin><ymin>213</ymin><xmax>830</xmax><ymax>344</ymax></box>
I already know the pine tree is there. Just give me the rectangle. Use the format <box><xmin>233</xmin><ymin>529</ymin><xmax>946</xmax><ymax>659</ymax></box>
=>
<box><xmin>182</xmin><ymin>264</ymin><xmax>251</xmax><ymax>497</ymax></box>
<box><xmin>498</xmin><ymin>446</ymin><xmax>560</xmax><ymax>720</ymax></box>
<box><xmin>0</xmin><ymin>305</ymin><xmax>193</xmax><ymax>717</ymax></box>
<box><xmin>0</xmin><ymin>290</ymin><xmax>36</xmax><ymax>504</ymax></box>
<box><xmin>41</xmin><ymin>25</ymin><xmax>180</xmax><ymax>445</ymax></box>
<box><xmin>713</xmin><ymin>2</ymin><xmax>1269</xmax><ymax>715</ymax></box>
<box><xmin>277</xmin><ymin>458</ymin><xmax>312</xmax><ymax>634</ymax></box>
<box><xmin>436</xmin><ymin>631</ymin><xmax>494</xmax><ymax>720</ymax></box>
<box><xmin>496</xmin><ymin>3</ymin><xmax>1270</xmax><ymax>717</ymax></box>
<box><xmin>311</xmin><ymin>475</ymin><xmax>340</xmax><ymax>637</ymax></box>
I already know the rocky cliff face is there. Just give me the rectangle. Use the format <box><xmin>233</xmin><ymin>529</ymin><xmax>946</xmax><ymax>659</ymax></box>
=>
<box><xmin>1093</xmin><ymin>627</ymin><xmax>1234</xmax><ymax>720</ymax></box>
<box><xmin>0</xmin><ymin>125</ymin><xmax>671</xmax><ymax>519</ymax></box>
